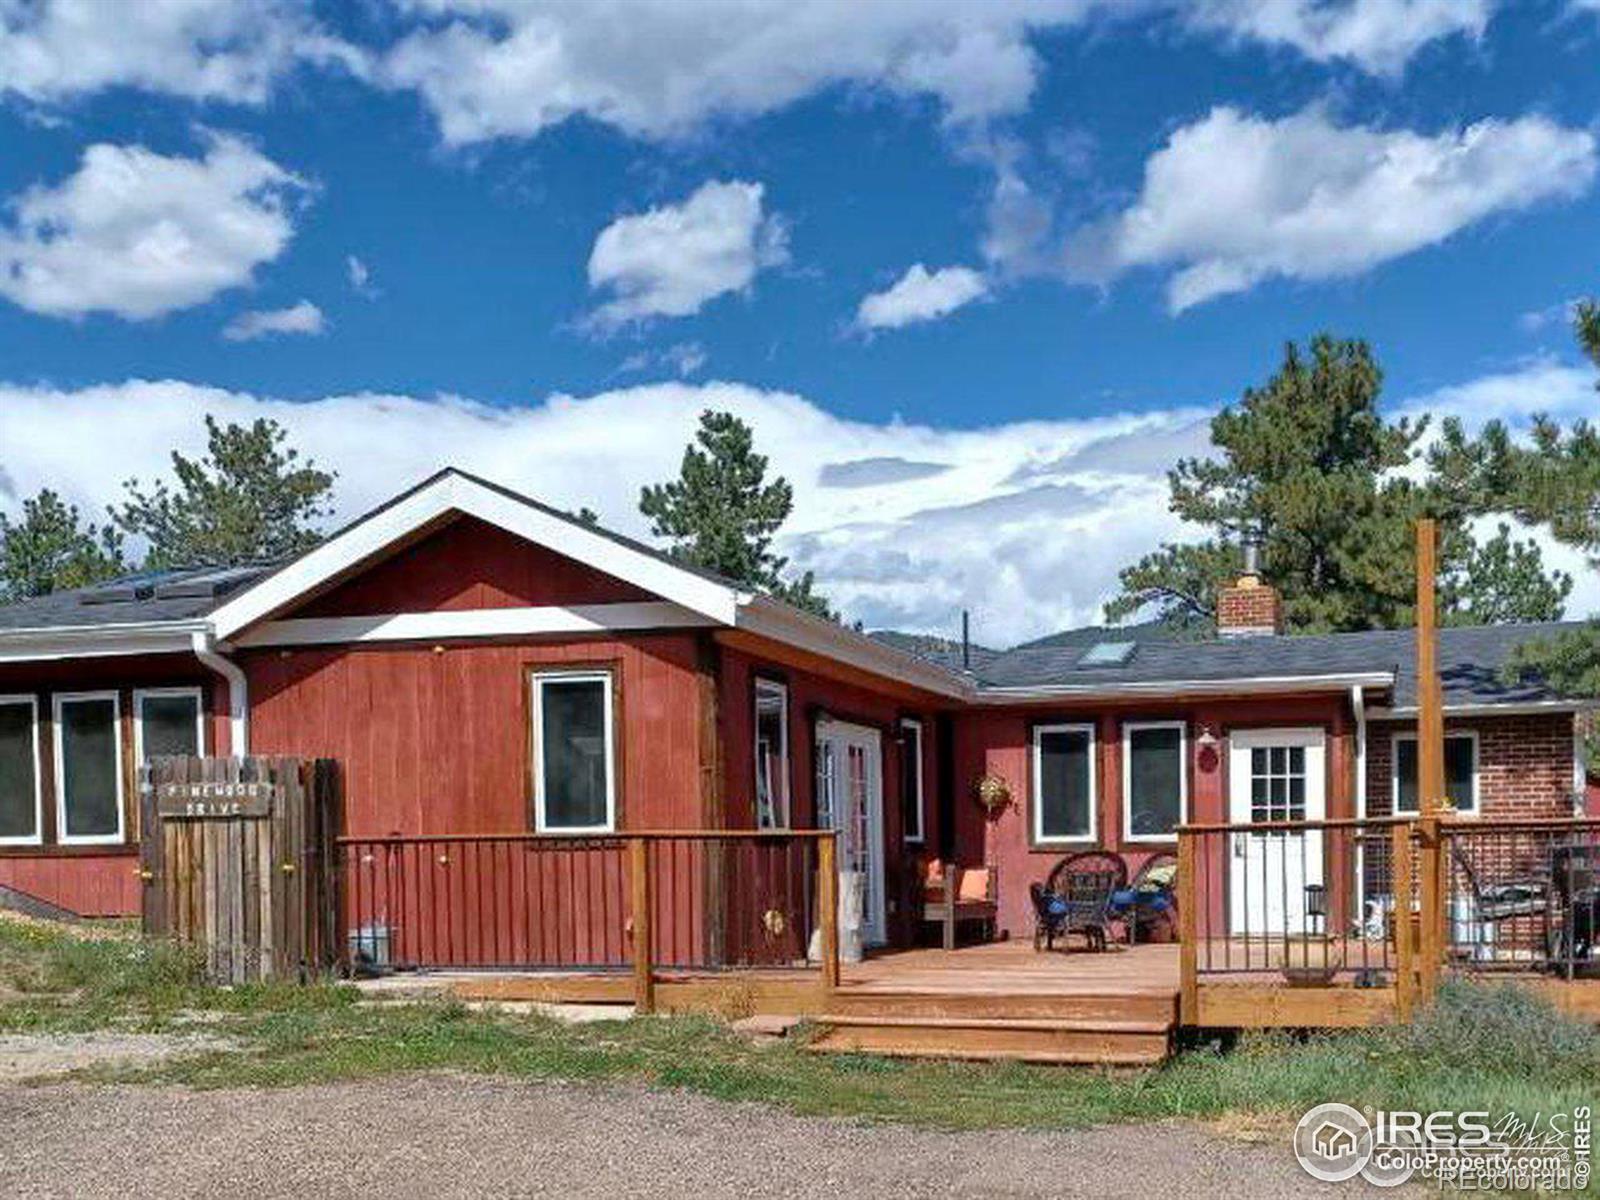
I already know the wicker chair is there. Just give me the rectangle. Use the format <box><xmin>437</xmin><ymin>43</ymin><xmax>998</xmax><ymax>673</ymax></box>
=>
<box><xmin>1111</xmin><ymin>852</ymin><xmax>1178</xmax><ymax>945</ymax></box>
<box><xmin>1033</xmin><ymin>851</ymin><xmax>1127</xmax><ymax>952</ymax></box>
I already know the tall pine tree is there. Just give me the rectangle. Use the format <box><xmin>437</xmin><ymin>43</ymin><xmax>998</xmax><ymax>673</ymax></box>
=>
<box><xmin>0</xmin><ymin>490</ymin><xmax>125</xmax><ymax>601</ymax></box>
<box><xmin>640</xmin><ymin>410</ymin><xmax>833</xmax><ymax>619</ymax></box>
<box><xmin>1106</xmin><ymin>335</ymin><xmax>1570</xmax><ymax>633</ymax></box>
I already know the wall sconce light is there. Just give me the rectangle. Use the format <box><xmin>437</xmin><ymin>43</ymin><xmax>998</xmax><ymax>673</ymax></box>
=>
<box><xmin>1196</xmin><ymin>725</ymin><xmax>1221</xmax><ymax>773</ymax></box>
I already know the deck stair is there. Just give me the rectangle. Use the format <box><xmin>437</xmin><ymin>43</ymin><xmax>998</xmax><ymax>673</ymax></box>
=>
<box><xmin>807</xmin><ymin>990</ymin><xmax>1176</xmax><ymax>1065</ymax></box>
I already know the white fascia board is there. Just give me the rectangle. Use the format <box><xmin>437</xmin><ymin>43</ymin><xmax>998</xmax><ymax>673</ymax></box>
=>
<box><xmin>0</xmin><ymin>620</ymin><xmax>208</xmax><ymax>663</ymax></box>
<box><xmin>972</xmin><ymin>670</ymin><xmax>1394</xmax><ymax>704</ymax></box>
<box><xmin>734</xmin><ymin>596</ymin><xmax>970</xmax><ymax>700</ymax></box>
<box><xmin>209</xmin><ymin>472</ymin><xmax>741</xmax><ymax>640</ymax></box>
<box><xmin>234</xmin><ymin>601</ymin><xmax>716</xmax><ymax>648</ymax></box>
<box><xmin>1367</xmin><ymin>698</ymin><xmax>1597</xmax><ymax>719</ymax></box>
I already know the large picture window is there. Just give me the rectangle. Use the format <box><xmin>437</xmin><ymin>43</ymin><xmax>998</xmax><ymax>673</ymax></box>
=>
<box><xmin>753</xmin><ymin>678</ymin><xmax>789</xmax><ymax>829</ymax></box>
<box><xmin>1393</xmin><ymin>732</ymin><xmax>1478</xmax><ymax>815</ymax></box>
<box><xmin>901</xmin><ymin>717</ymin><xmax>924</xmax><ymax>844</ymax></box>
<box><xmin>1123</xmin><ymin>721</ymin><xmax>1186</xmax><ymax>842</ymax></box>
<box><xmin>134</xmin><ymin>688</ymin><xmax>204</xmax><ymax>764</ymax></box>
<box><xmin>531</xmin><ymin>671</ymin><xmax>615</xmax><ymax>832</ymax></box>
<box><xmin>53</xmin><ymin>692</ymin><xmax>124</xmax><ymax>845</ymax></box>
<box><xmin>1032</xmin><ymin>723</ymin><xmax>1096</xmax><ymax>844</ymax></box>
<box><xmin>0</xmin><ymin>696</ymin><xmax>41</xmax><ymax>845</ymax></box>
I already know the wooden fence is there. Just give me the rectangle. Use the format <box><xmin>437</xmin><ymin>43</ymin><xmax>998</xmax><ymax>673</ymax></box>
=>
<box><xmin>139</xmin><ymin>755</ymin><xmax>342</xmax><ymax>984</ymax></box>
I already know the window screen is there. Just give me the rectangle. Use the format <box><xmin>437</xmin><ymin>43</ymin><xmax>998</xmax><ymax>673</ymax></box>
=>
<box><xmin>139</xmin><ymin>693</ymin><xmax>200</xmax><ymax>761</ymax></box>
<box><xmin>1035</xmin><ymin>726</ymin><xmax>1093</xmax><ymax>840</ymax></box>
<box><xmin>1126</xmin><ymin>725</ymin><xmax>1183</xmax><ymax>838</ymax></box>
<box><xmin>58</xmin><ymin>696</ymin><xmax>121</xmax><ymax>841</ymax></box>
<box><xmin>0</xmin><ymin>701</ymin><xmax>38</xmax><ymax>841</ymax></box>
<box><xmin>1394</xmin><ymin>735</ymin><xmax>1476</xmax><ymax>813</ymax></box>
<box><xmin>537</xmin><ymin>675</ymin><xmax>612</xmax><ymax>830</ymax></box>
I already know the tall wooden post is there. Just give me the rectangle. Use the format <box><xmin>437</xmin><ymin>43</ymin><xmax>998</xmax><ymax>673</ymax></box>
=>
<box><xmin>1415</xmin><ymin>518</ymin><xmax>1443</xmax><ymax>1006</ymax></box>
<box><xmin>817</xmin><ymin>834</ymin><xmax>840</xmax><ymax>993</ymax></box>
<box><xmin>630</xmin><ymin>837</ymin><xmax>654</xmax><ymax>1014</ymax></box>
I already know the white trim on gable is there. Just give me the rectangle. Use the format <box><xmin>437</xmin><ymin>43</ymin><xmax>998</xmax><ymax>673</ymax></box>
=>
<box><xmin>234</xmin><ymin>602</ymin><xmax>716</xmax><ymax>648</ymax></box>
<box><xmin>208</xmin><ymin>471</ymin><xmax>743</xmax><ymax>641</ymax></box>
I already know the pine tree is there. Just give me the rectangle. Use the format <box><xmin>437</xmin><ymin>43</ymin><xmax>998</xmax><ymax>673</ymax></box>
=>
<box><xmin>0</xmin><ymin>490</ymin><xmax>126</xmax><ymax>601</ymax></box>
<box><xmin>640</xmin><ymin>410</ymin><xmax>834</xmax><ymax>619</ymax></box>
<box><xmin>1106</xmin><ymin>335</ymin><xmax>1569</xmax><ymax>633</ymax></box>
<box><xmin>114</xmin><ymin>415</ymin><xmax>335</xmax><ymax>568</ymax></box>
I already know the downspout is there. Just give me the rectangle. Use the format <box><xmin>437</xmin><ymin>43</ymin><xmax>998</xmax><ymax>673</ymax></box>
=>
<box><xmin>1351</xmin><ymin>683</ymin><xmax>1369</xmax><ymax>928</ymax></box>
<box><xmin>192</xmin><ymin>630</ymin><xmax>248</xmax><ymax>755</ymax></box>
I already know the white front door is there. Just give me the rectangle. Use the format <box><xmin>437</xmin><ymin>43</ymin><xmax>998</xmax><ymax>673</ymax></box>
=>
<box><xmin>815</xmin><ymin>719</ymin><xmax>887</xmax><ymax>947</ymax></box>
<box><xmin>1228</xmin><ymin>728</ymin><xmax>1326</xmax><ymax>936</ymax></box>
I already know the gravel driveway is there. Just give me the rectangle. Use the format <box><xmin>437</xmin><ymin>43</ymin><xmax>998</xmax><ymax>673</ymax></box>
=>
<box><xmin>0</xmin><ymin>1074</ymin><xmax>1414</xmax><ymax>1198</ymax></box>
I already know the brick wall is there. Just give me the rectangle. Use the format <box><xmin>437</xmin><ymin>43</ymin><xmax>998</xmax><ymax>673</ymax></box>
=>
<box><xmin>1366</xmin><ymin>712</ymin><xmax>1578</xmax><ymax>819</ymax></box>
<box><xmin>1216</xmin><ymin>579</ymin><xmax>1283</xmax><ymax>636</ymax></box>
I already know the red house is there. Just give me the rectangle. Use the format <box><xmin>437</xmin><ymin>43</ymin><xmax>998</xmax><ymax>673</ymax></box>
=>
<box><xmin>0</xmin><ymin>468</ymin><xmax>1587</xmax><ymax>968</ymax></box>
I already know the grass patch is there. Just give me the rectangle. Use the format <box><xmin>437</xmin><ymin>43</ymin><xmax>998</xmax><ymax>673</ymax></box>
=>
<box><xmin>3</xmin><ymin>915</ymin><xmax>1597</xmax><ymax>1138</ymax></box>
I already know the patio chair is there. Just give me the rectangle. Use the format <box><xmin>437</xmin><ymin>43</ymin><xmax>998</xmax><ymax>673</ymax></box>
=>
<box><xmin>1034</xmin><ymin>852</ymin><xmax>1127</xmax><ymax>952</ymax></box>
<box><xmin>1447</xmin><ymin>842</ymin><xmax>1547</xmax><ymax>962</ymax></box>
<box><xmin>1110</xmin><ymin>852</ymin><xmax>1178</xmax><ymax>945</ymax></box>
<box><xmin>919</xmin><ymin>858</ymin><xmax>999</xmax><ymax>950</ymax></box>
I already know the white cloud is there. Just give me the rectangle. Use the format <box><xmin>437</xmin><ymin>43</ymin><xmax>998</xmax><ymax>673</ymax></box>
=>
<box><xmin>0</xmin><ymin>0</ymin><xmax>350</xmax><ymax>105</ymax></box>
<box><xmin>585</xmin><ymin>180</ymin><xmax>787</xmax><ymax>330</ymax></box>
<box><xmin>0</xmin><ymin>361</ymin><xmax>1596</xmax><ymax>643</ymax></box>
<box><xmin>346</xmin><ymin>254</ymin><xmax>378</xmax><ymax>298</ymax></box>
<box><xmin>222</xmin><ymin>299</ymin><xmax>326</xmax><ymax>341</ymax></box>
<box><xmin>856</xmin><ymin>264</ymin><xmax>989</xmax><ymax>331</ymax></box>
<box><xmin>0</xmin><ymin>133</ymin><xmax>308</xmax><ymax>321</ymax></box>
<box><xmin>1186</xmin><ymin>0</ymin><xmax>1493</xmax><ymax>76</ymax></box>
<box><xmin>1066</xmin><ymin>106</ymin><xmax>1597</xmax><ymax>312</ymax></box>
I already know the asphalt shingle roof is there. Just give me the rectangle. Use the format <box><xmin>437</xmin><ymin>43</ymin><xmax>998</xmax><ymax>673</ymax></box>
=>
<box><xmin>0</xmin><ymin>565</ymin><xmax>272</xmax><ymax>631</ymax></box>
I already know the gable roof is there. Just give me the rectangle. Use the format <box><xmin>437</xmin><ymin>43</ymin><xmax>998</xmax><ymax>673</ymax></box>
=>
<box><xmin>207</xmin><ymin>468</ymin><xmax>745</xmax><ymax>638</ymax></box>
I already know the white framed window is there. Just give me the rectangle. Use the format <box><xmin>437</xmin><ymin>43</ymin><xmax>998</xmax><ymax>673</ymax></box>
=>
<box><xmin>1392</xmin><ymin>730</ymin><xmax>1479</xmax><ymax>815</ymax></box>
<box><xmin>134</xmin><ymin>687</ymin><xmax>205</xmax><ymax>765</ymax></box>
<box><xmin>1122</xmin><ymin>720</ymin><xmax>1187</xmax><ymax>842</ymax></box>
<box><xmin>753</xmin><ymin>678</ymin><xmax>790</xmax><ymax>829</ymax></box>
<box><xmin>1032</xmin><ymin>722</ymin><xmax>1097</xmax><ymax>844</ymax></box>
<box><xmin>0</xmin><ymin>696</ymin><xmax>42</xmax><ymax>846</ymax></box>
<box><xmin>901</xmin><ymin>717</ymin><xmax>924</xmax><ymax>844</ymax></box>
<box><xmin>531</xmin><ymin>670</ymin><xmax>616</xmax><ymax>833</ymax></box>
<box><xmin>53</xmin><ymin>691</ymin><xmax>125</xmax><ymax>845</ymax></box>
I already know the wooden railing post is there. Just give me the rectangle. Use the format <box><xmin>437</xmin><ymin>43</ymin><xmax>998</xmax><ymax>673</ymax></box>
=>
<box><xmin>817</xmin><ymin>833</ymin><xmax>839</xmax><ymax>993</ymax></box>
<box><xmin>1177</xmin><ymin>830</ymin><xmax>1198</xmax><ymax>1026</ymax></box>
<box><xmin>630</xmin><ymin>837</ymin><xmax>654</xmax><ymax>1014</ymax></box>
<box><xmin>1392</xmin><ymin>820</ymin><xmax>1415</xmax><ymax>1023</ymax></box>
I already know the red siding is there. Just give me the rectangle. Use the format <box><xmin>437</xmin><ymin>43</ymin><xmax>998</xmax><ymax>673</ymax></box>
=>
<box><xmin>295</xmin><ymin>515</ymin><xmax>653</xmax><ymax>616</ymax></box>
<box><xmin>0</xmin><ymin>653</ymin><xmax>223</xmax><ymax>918</ymax></box>
<box><xmin>956</xmin><ymin>694</ymin><xmax>1351</xmax><ymax>938</ymax></box>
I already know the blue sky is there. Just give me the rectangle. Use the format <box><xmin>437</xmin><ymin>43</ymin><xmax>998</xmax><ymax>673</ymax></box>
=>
<box><xmin>2</xmin><ymin>1</ymin><xmax>1599</xmax><ymax>643</ymax></box>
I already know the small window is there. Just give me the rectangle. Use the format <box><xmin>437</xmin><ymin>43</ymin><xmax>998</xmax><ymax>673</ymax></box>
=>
<box><xmin>134</xmin><ymin>688</ymin><xmax>203</xmax><ymax>764</ymax></box>
<box><xmin>1249</xmin><ymin>744</ymin><xmax>1307</xmax><ymax>824</ymax></box>
<box><xmin>1393</xmin><ymin>733</ymin><xmax>1477</xmax><ymax>814</ymax></box>
<box><xmin>0</xmin><ymin>697</ymin><xmax>41</xmax><ymax>845</ymax></box>
<box><xmin>54</xmin><ymin>692</ymin><xmax>124</xmax><ymax>845</ymax></box>
<box><xmin>532</xmin><ymin>671</ymin><xmax>615</xmax><ymax>832</ymax></box>
<box><xmin>754</xmin><ymin>679</ymin><xmax>790</xmax><ymax>829</ymax></box>
<box><xmin>1123</xmin><ymin>722</ymin><xmax>1186</xmax><ymax>841</ymax></box>
<box><xmin>901</xmin><ymin>718</ymin><xmax>924</xmax><ymax>844</ymax></box>
<box><xmin>1033</xmin><ymin>723</ymin><xmax>1096</xmax><ymax>844</ymax></box>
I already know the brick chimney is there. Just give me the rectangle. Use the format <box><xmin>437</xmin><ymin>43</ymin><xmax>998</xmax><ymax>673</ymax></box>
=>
<box><xmin>1216</xmin><ymin>540</ymin><xmax>1282</xmax><ymax>638</ymax></box>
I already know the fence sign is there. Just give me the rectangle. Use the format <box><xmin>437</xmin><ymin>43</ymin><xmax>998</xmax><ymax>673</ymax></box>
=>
<box><xmin>156</xmin><ymin>780</ymin><xmax>278</xmax><ymax>819</ymax></box>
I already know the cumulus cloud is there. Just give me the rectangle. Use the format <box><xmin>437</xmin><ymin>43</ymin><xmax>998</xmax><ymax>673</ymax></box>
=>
<box><xmin>585</xmin><ymin>180</ymin><xmax>787</xmax><ymax>330</ymax></box>
<box><xmin>222</xmin><ymin>299</ymin><xmax>326</xmax><ymax>341</ymax></box>
<box><xmin>856</xmin><ymin>264</ymin><xmax>989</xmax><ymax>331</ymax></box>
<box><xmin>0</xmin><ymin>133</ymin><xmax>308</xmax><ymax>321</ymax></box>
<box><xmin>0</xmin><ymin>0</ymin><xmax>351</xmax><ymax>105</ymax></box>
<box><xmin>1185</xmin><ymin>0</ymin><xmax>1493</xmax><ymax>76</ymax></box>
<box><xmin>1</xmin><ymin>362</ymin><xmax>1597</xmax><ymax>641</ymax></box>
<box><xmin>1066</xmin><ymin>106</ymin><xmax>1597</xmax><ymax>312</ymax></box>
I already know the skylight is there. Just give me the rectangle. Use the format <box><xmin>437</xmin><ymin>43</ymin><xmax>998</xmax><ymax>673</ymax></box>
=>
<box><xmin>1078</xmin><ymin>641</ymin><xmax>1137</xmax><ymax>667</ymax></box>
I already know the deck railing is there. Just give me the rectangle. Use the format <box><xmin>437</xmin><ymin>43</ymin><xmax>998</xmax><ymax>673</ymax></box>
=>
<box><xmin>1177</xmin><ymin>814</ymin><xmax>1600</xmax><ymax>1024</ymax></box>
<box><xmin>335</xmin><ymin>829</ymin><xmax>838</xmax><ymax>1011</ymax></box>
